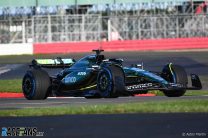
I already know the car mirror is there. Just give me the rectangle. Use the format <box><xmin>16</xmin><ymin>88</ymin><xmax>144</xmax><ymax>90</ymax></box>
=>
<box><xmin>92</xmin><ymin>65</ymin><xmax>100</xmax><ymax>69</ymax></box>
<box><xmin>136</xmin><ymin>63</ymin><xmax>144</xmax><ymax>69</ymax></box>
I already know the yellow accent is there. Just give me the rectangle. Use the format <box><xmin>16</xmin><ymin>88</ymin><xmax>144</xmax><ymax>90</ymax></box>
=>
<box><xmin>79</xmin><ymin>84</ymin><xmax>97</xmax><ymax>90</ymax></box>
<box><xmin>169</xmin><ymin>63</ymin><xmax>174</xmax><ymax>75</ymax></box>
<box><xmin>169</xmin><ymin>63</ymin><xmax>177</xmax><ymax>82</ymax></box>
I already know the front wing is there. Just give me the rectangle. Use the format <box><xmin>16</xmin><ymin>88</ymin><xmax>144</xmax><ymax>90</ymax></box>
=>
<box><xmin>125</xmin><ymin>74</ymin><xmax>202</xmax><ymax>92</ymax></box>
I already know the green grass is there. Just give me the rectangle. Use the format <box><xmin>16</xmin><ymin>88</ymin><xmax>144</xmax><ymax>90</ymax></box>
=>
<box><xmin>0</xmin><ymin>99</ymin><xmax>208</xmax><ymax>117</ymax></box>
<box><xmin>0</xmin><ymin>79</ymin><xmax>22</xmax><ymax>92</ymax></box>
<box><xmin>185</xmin><ymin>90</ymin><xmax>208</xmax><ymax>96</ymax></box>
<box><xmin>149</xmin><ymin>90</ymin><xmax>208</xmax><ymax>96</ymax></box>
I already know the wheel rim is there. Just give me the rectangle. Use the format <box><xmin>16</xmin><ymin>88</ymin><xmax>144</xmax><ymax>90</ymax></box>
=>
<box><xmin>99</xmin><ymin>73</ymin><xmax>109</xmax><ymax>91</ymax></box>
<box><xmin>23</xmin><ymin>74</ymin><xmax>35</xmax><ymax>97</ymax></box>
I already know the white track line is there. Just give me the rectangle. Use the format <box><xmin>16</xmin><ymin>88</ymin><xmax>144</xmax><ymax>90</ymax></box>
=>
<box><xmin>0</xmin><ymin>64</ymin><xmax>23</xmax><ymax>75</ymax></box>
<box><xmin>48</xmin><ymin>97</ymin><xmax>85</xmax><ymax>99</ymax></box>
<box><xmin>0</xmin><ymin>101</ymin><xmax>87</xmax><ymax>106</ymax></box>
<box><xmin>0</xmin><ymin>68</ymin><xmax>11</xmax><ymax>75</ymax></box>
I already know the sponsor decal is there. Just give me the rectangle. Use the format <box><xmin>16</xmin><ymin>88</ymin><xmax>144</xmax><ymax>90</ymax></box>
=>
<box><xmin>169</xmin><ymin>83</ymin><xmax>184</xmax><ymax>88</ymax></box>
<box><xmin>1</xmin><ymin>127</ymin><xmax>44</xmax><ymax>137</ymax></box>
<box><xmin>36</xmin><ymin>59</ymin><xmax>54</xmax><ymax>64</ymax></box>
<box><xmin>64</xmin><ymin>77</ymin><xmax>76</xmax><ymax>83</ymax></box>
<box><xmin>126</xmin><ymin>83</ymin><xmax>153</xmax><ymax>90</ymax></box>
<box><xmin>36</xmin><ymin>58</ymin><xmax>74</xmax><ymax>65</ymax></box>
<box><xmin>77</xmin><ymin>72</ymin><xmax>86</xmax><ymax>76</ymax></box>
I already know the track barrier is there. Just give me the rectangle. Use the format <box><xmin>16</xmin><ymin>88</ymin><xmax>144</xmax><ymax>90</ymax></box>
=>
<box><xmin>33</xmin><ymin>37</ymin><xmax>208</xmax><ymax>54</ymax></box>
<box><xmin>0</xmin><ymin>43</ymin><xmax>33</xmax><ymax>55</ymax></box>
<box><xmin>0</xmin><ymin>37</ymin><xmax>208</xmax><ymax>55</ymax></box>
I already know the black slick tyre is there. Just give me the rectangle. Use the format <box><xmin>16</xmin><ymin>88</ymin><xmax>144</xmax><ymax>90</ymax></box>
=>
<box><xmin>22</xmin><ymin>69</ymin><xmax>51</xmax><ymax>100</ymax></box>
<box><xmin>162</xmin><ymin>63</ymin><xmax>188</xmax><ymax>97</ymax></box>
<box><xmin>97</xmin><ymin>65</ymin><xmax>125</xmax><ymax>98</ymax></box>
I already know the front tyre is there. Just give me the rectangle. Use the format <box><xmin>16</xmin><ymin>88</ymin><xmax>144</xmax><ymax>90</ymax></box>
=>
<box><xmin>97</xmin><ymin>65</ymin><xmax>125</xmax><ymax>98</ymax></box>
<box><xmin>22</xmin><ymin>69</ymin><xmax>51</xmax><ymax>100</ymax></box>
<box><xmin>162</xmin><ymin>63</ymin><xmax>188</xmax><ymax>97</ymax></box>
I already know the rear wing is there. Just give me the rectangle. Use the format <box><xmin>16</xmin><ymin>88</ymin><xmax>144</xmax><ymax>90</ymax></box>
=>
<box><xmin>30</xmin><ymin>57</ymin><xmax>75</xmax><ymax>68</ymax></box>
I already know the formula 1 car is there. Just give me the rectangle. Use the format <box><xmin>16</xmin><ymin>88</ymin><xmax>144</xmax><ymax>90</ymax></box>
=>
<box><xmin>22</xmin><ymin>50</ymin><xmax>202</xmax><ymax>100</ymax></box>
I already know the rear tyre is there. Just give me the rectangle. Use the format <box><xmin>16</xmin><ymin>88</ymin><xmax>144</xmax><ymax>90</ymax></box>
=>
<box><xmin>162</xmin><ymin>63</ymin><xmax>188</xmax><ymax>97</ymax></box>
<box><xmin>97</xmin><ymin>65</ymin><xmax>125</xmax><ymax>98</ymax></box>
<box><xmin>22</xmin><ymin>69</ymin><xmax>51</xmax><ymax>100</ymax></box>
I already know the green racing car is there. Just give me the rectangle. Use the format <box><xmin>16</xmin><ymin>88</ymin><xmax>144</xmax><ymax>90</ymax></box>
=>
<box><xmin>22</xmin><ymin>50</ymin><xmax>202</xmax><ymax>100</ymax></box>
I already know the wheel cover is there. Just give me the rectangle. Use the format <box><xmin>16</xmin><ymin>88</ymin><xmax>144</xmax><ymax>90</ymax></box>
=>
<box><xmin>99</xmin><ymin>73</ymin><xmax>109</xmax><ymax>91</ymax></box>
<box><xmin>23</xmin><ymin>74</ymin><xmax>35</xmax><ymax>97</ymax></box>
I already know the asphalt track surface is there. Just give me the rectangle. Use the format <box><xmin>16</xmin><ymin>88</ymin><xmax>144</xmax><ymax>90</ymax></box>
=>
<box><xmin>0</xmin><ymin>96</ymin><xmax>207</xmax><ymax>110</ymax></box>
<box><xmin>0</xmin><ymin>113</ymin><xmax>208</xmax><ymax>138</ymax></box>
<box><xmin>0</xmin><ymin>51</ymin><xmax>208</xmax><ymax>138</ymax></box>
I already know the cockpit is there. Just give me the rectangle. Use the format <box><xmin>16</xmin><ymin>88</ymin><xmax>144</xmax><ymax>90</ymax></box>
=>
<box><xmin>70</xmin><ymin>54</ymin><xmax>105</xmax><ymax>69</ymax></box>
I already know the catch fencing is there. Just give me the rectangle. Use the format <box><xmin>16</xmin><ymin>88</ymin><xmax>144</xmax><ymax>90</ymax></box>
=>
<box><xmin>0</xmin><ymin>14</ymin><xmax>208</xmax><ymax>43</ymax></box>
